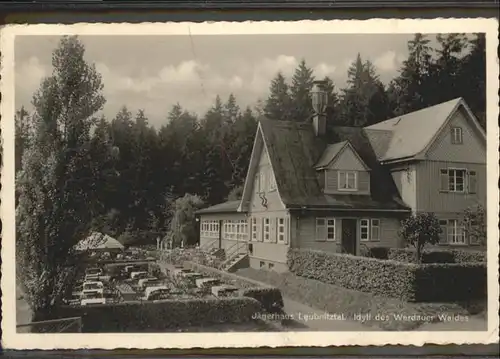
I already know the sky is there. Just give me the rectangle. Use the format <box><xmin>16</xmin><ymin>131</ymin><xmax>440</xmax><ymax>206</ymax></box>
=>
<box><xmin>15</xmin><ymin>34</ymin><xmax>438</xmax><ymax>128</ymax></box>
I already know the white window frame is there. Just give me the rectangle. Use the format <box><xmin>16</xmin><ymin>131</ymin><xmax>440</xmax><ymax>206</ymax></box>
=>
<box><xmin>360</xmin><ymin>219</ymin><xmax>380</xmax><ymax>242</ymax></box>
<box><xmin>315</xmin><ymin>217</ymin><xmax>336</xmax><ymax>241</ymax></box>
<box><xmin>277</xmin><ymin>218</ymin><xmax>286</xmax><ymax>243</ymax></box>
<box><xmin>263</xmin><ymin>218</ymin><xmax>270</xmax><ymax>242</ymax></box>
<box><xmin>448</xmin><ymin>168</ymin><xmax>466</xmax><ymax>193</ymax></box>
<box><xmin>251</xmin><ymin>217</ymin><xmax>258</xmax><ymax>241</ymax></box>
<box><xmin>451</xmin><ymin>126</ymin><xmax>463</xmax><ymax>144</ymax></box>
<box><xmin>201</xmin><ymin>220</ymin><xmax>219</xmax><ymax>238</ymax></box>
<box><xmin>338</xmin><ymin>171</ymin><xmax>357</xmax><ymax>191</ymax></box>
<box><xmin>447</xmin><ymin>219</ymin><xmax>467</xmax><ymax>245</ymax></box>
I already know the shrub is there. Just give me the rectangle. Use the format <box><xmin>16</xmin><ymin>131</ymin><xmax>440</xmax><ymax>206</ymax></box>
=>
<box><xmin>388</xmin><ymin>248</ymin><xmax>486</xmax><ymax>264</ymax></box>
<box><xmin>57</xmin><ymin>297</ymin><xmax>262</xmax><ymax>332</ymax></box>
<box><xmin>185</xmin><ymin>261</ymin><xmax>284</xmax><ymax>311</ymax></box>
<box><xmin>388</xmin><ymin>248</ymin><xmax>455</xmax><ymax>263</ymax></box>
<box><xmin>288</xmin><ymin>248</ymin><xmax>486</xmax><ymax>302</ymax></box>
<box><xmin>451</xmin><ymin>249</ymin><xmax>486</xmax><ymax>263</ymax></box>
<box><xmin>399</xmin><ymin>212</ymin><xmax>442</xmax><ymax>263</ymax></box>
<box><xmin>288</xmin><ymin>248</ymin><xmax>418</xmax><ymax>301</ymax></box>
<box><xmin>413</xmin><ymin>263</ymin><xmax>487</xmax><ymax>302</ymax></box>
<box><xmin>240</xmin><ymin>287</ymin><xmax>284</xmax><ymax>313</ymax></box>
<box><xmin>360</xmin><ymin>246</ymin><xmax>390</xmax><ymax>259</ymax></box>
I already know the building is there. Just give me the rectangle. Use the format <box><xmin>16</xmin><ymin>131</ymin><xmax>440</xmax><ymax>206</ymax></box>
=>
<box><xmin>197</xmin><ymin>81</ymin><xmax>486</xmax><ymax>272</ymax></box>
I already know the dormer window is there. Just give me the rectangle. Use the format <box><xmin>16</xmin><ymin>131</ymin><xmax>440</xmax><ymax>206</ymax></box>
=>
<box><xmin>451</xmin><ymin>127</ymin><xmax>463</xmax><ymax>144</ymax></box>
<box><xmin>338</xmin><ymin>171</ymin><xmax>357</xmax><ymax>191</ymax></box>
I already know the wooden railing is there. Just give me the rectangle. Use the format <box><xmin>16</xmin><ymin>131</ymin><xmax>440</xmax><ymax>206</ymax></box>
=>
<box><xmin>219</xmin><ymin>242</ymin><xmax>247</xmax><ymax>269</ymax></box>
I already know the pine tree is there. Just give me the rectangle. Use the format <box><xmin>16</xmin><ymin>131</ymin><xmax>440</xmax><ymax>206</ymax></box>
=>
<box><xmin>389</xmin><ymin>33</ymin><xmax>433</xmax><ymax>115</ymax></box>
<box><xmin>289</xmin><ymin>59</ymin><xmax>315</xmax><ymax>122</ymax></box>
<box><xmin>339</xmin><ymin>54</ymin><xmax>389</xmax><ymax>126</ymax></box>
<box><xmin>264</xmin><ymin>72</ymin><xmax>291</xmax><ymax>120</ymax></box>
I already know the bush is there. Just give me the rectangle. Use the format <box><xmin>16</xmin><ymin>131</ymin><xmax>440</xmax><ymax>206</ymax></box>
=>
<box><xmin>451</xmin><ymin>249</ymin><xmax>486</xmax><ymax>263</ymax></box>
<box><xmin>413</xmin><ymin>263</ymin><xmax>487</xmax><ymax>302</ymax></box>
<box><xmin>288</xmin><ymin>248</ymin><xmax>418</xmax><ymax>301</ymax></box>
<box><xmin>57</xmin><ymin>297</ymin><xmax>262</xmax><ymax>332</ymax></box>
<box><xmin>185</xmin><ymin>261</ymin><xmax>284</xmax><ymax>312</ymax></box>
<box><xmin>388</xmin><ymin>248</ymin><xmax>455</xmax><ymax>263</ymax></box>
<box><xmin>360</xmin><ymin>246</ymin><xmax>390</xmax><ymax>259</ymax></box>
<box><xmin>288</xmin><ymin>248</ymin><xmax>486</xmax><ymax>302</ymax></box>
<box><xmin>388</xmin><ymin>248</ymin><xmax>486</xmax><ymax>264</ymax></box>
<box><xmin>240</xmin><ymin>287</ymin><xmax>284</xmax><ymax>313</ymax></box>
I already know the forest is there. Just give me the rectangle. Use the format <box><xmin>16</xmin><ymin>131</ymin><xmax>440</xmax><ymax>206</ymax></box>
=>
<box><xmin>14</xmin><ymin>33</ymin><xmax>485</xmax><ymax>312</ymax></box>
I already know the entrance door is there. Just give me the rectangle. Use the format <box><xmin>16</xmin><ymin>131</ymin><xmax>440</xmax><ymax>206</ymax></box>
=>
<box><xmin>341</xmin><ymin>219</ymin><xmax>357</xmax><ymax>255</ymax></box>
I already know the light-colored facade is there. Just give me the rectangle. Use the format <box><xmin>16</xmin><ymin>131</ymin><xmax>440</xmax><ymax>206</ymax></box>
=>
<box><xmin>197</xmin><ymin>97</ymin><xmax>486</xmax><ymax>272</ymax></box>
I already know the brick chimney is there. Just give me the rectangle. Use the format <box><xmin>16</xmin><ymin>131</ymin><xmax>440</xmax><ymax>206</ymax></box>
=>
<box><xmin>311</xmin><ymin>80</ymin><xmax>328</xmax><ymax>136</ymax></box>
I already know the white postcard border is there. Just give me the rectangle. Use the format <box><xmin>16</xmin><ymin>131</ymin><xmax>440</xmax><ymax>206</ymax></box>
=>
<box><xmin>1</xmin><ymin>18</ymin><xmax>499</xmax><ymax>349</ymax></box>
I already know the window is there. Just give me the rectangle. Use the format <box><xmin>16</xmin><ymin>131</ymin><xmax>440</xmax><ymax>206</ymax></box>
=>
<box><xmin>268</xmin><ymin>263</ymin><xmax>274</xmax><ymax>270</ymax></box>
<box><xmin>224</xmin><ymin>220</ymin><xmax>248</xmax><ymax>240</ymax></box>
<box><xmin>201</xmin><ymin>220</ymin><xmax>219</xmax><ymax>238</ymax></box>
<box><xmin>251</xmin><ymin>217</ymin><xmax>257</xmax><ymax>241</ymax></box>
<box><xmin>469</xmin><ymin>171</ymin><xmax>477</xmax><ymax>194</ymax></box>
<box><xmin>451</xmin><ymin>127</ymin><xmax>463</xmax><ymax>144</ymax></box>
<box><xmin>441</xmin><ymin>168</ymin><xmax>477</xmax><ymax>193</ymax></box>
<box><xmin>263</xmin><ymin>218</ymin><xmax>270</xmax><ymax>242</ymax></box>
<box><xmin>447</xmin><ymin>219</ymin><xmax>466</xmax><ymax>245</ymax></box>
<box><xmin>260</xmin><ymin>261</ymin><xmax>265</xmax><ymax>268</ymax></box>
<box><xmin>441</xmin><ymin>169</ymin><xmax>466</xmax><ymax>192</ymax></box>
<box><xmin>269</xmin><ymin>172</ymin><xmax>277</xmax><ymax>191</ymax></box>
<box><xmin>360</xmin><ymin>219</ymin><xmax>380</xmax><ymax>241</ymax></box>
<box><xmin>277</xmin><ymin>218</ymin><xmax>286</xmax><ymax>243</ymax></box>
<box><xmin>315</xmin><ymin>218</ymin><xmax>335</xmax><ymax>241</ymax></box>
<box><xmin>449</xmin><ymin>169</ymin><xmax>466</xmax><ymax>192</ymax></box>
<box><xmin>338</xmin><ymin>171</ymin><xmax>357</xmax><ymax>191</ymax></box>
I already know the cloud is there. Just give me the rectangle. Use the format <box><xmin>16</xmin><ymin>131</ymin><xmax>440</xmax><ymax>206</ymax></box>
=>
<box><xmin>373</xmin><ymin>50</ymin><xmax>406</xmax><ymax>72</ymax></box>
<box><xmin>16</xmin><ymin>54</ymin><xmax>340</xmax><ymax>127</ymax></box>
<box><xmin>15</xmin><ymin>56</ymin><xmax>49</xmax><ymax>105</ymax></box>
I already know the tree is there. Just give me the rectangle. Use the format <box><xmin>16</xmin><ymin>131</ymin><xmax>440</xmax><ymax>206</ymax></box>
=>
<box><xmin>166</xmin><ymin>194</ymin><xmax>205</xmax><ymax>248</ymax></box>
<box><xmin>289</xmin><ymin>59</ymin><xmax>315</xmax><ymax>122</ymax></box>
<box><xmin>388</xmin><ymin>33</ymin><xmax>433</xmax><ymax>115</ymax></box>
<box><xmin>399</xmin><ymin>212</ymin><xmax>442</xmax><ymax>263</ymax></box>
<box><xmin>226</xmin><ymin>184</ymin><xmax>244</xmax><ymax>201</ymax></box>
<box><xmin>15</xmin><ymin>106</ymin><xmax>32</xmax><ymax>173</ymax></box>
<box><xmin>339</xmin><ymin>54</ymin><xmax>390</xmax><ymax>126</ymax></box>
<box><xmin>457</xmin><ymin>33</ymin><xmax>486</xmax><ymax>129</ymax></box>
<box><xmin>264</xmin><ymin>72</ymin><xmax>291</xmax><ymax>120</ymax></box>
<box><xmin>461</xmin><ymin>204</ymin><xmax>487</xmax><ymax>247</ymax></box>
<box><xmin>16</xmin><ymin>35</ymin><xmax>106</xmax><ymax>318</ymax></box>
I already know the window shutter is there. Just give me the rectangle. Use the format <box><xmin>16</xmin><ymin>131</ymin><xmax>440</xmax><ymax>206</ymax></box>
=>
<box><xmin>285</xmin><ymin>217</ymin><xmax>290</xmax><ymax>245</ymax></box>
<box><xmin>439</xmin><ymin>220</ymin><xmax>448</xmax><ymax>244</ymax></box>
<box><xmin>468</xmin><ymin>171</ymin><xmax>477</xmax><ymax>194</ymax></box>
<box><xmin>440</xmin><ymin>169</ymin><xmax>449</xmax><ymax>191</ymax></box>
<box><xmin>271</xmin><ymin>218</ymin><xmax>277</xmax><ymax>243</ymax></box>
<box><xmin>450</xmin><ymin>127</ymin><xmax>455</xmax><ymax>144</ymax></box>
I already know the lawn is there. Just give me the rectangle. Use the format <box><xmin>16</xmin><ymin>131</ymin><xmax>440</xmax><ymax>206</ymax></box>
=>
<box><xmin>236</xmin><ymin>267</ymin><xmax>487</xmax><ymax>331</ymax></box>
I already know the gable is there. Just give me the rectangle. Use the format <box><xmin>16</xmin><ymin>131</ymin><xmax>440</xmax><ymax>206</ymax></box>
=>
<box><xmin>238</xmin><ymin>122</ymin><xmax>286</xmax><ymax>212</ymax></box>
<box><xmin>328</xmin><ymin>143</ymin><xmax>370</xmax><ymax>171</ymax></box>
<box><xmin>425</xmin><ymin>106</ymin><xmax>486</xmax><ymax>163</ymax></box>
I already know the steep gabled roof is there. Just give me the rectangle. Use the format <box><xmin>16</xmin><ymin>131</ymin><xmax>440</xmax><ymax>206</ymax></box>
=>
<box><xmin>196</xmin><ymin>200</ymin><xmax>243</xmax><ymax>214</ymax></box>
<box><xmin>257</xmin><ymin>118</ymin><xmax>408</xmax><ymax>211</ymax></box>
<box><xmin>314</xmin><ymin>141</ymin><xmax>348</xmax><ymax>168</ymax></box>
<box><xmin>364</xmin><ymin>97</ymin><xmax>468</xmax><ymax>162</ymax></box>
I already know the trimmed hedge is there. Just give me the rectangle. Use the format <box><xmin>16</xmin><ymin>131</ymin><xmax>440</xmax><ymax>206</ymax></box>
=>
<box><xmin>288</xmin><ymin>248</ymin><xmax>486</xmax><ymax>302</ymax></box>
<box><xmin>387</xmin><ymin>248</ymin><xmax>486</xmax><ymax>264</ymax></box>
<box><xmin>240</xmin><ymin>287</ymin><xmax>284</xmax><ymax>313</ymax></box>
<box><xmin>57</xmin><ymin>297</ymin><xmax>262</xmax><ymax>332</ymax></box>
<box><xmin>184</xmin><ymin>261</ymin><xmax>285</xmax><ymax>312</ymax></box>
